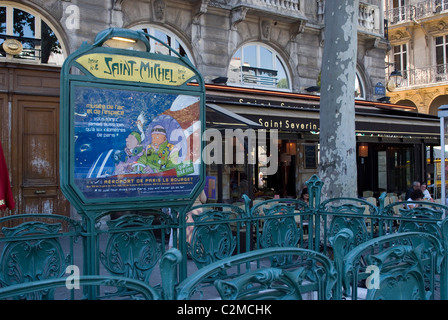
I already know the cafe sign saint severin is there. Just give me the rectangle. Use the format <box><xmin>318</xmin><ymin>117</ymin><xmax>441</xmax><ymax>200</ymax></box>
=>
<box><xmin>76</xmin><ymin>53</ymin><xmax>196</xmax><ymax>86</ymax></box>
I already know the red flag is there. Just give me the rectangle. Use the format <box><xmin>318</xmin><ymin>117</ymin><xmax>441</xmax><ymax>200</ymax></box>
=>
<box><xmin>0</xmin><ymin>141</ymin><xmax>14</xmax><ymax>210</ymax></box>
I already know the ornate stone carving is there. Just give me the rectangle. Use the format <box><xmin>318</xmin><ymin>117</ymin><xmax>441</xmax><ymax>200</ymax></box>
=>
<box><xmin>260</xmin><ymin>19</ymin><xmax>272</xmax><ymax>40</ymax></box>
<box><xmin>428</xmin><ymin>20</ymin><xmax>448</xmax><ymax>35</ymax></box>
<box><xmin>290</xmin><ymin>20</ymin><xmax>306</xmax><ymax>41</ymax></box>
<box><xmin>193</xmin><ymin>0</ymin><xmax>210</xmax><ymax>24</ymax></box>
<box><xmin>230</xmin><ymin>7</ymin><xmax>248</xmax><ymax>30</ymax></box>
<box><xmin>388</xmin><ymin>30</ymin><xmax>411</xmax><ymax>42</ymax></box>
<box><xmin>113</xmin><ymin>0</ymin><xmax>124</xmax><ymax>10</ymax></box>
<box><xmin>152</xmin><ymin>0</ymin><xmax>166</xmax><ymax>22</ymax></box>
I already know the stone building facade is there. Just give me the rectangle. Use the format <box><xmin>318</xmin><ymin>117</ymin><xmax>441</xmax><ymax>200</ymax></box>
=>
<box><xmin>23</xmin><ymin>0</ymin><xmax>387</xmax><ymax>98</ymax></box>
<box><xmin>4</xmin><ymin>0</ymin><xmax>425</xmax><ymax>216</ymax></box>
<box><xmin>385</xmin><ymin>0</ymin><xmax>448</xmax><ymax>114</ymax></box>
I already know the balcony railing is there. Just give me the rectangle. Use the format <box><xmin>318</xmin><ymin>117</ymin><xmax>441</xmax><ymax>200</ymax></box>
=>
<box><xmin>241</xmin><ymin>65</ymin><xmax>279</xmax><ymax>87</ymax></box>
<box><xmin>213</xmin><ymin>0</ymin><xmax>302</xmax><ymax>17</ymax></box>
<box><xmin>318</xmin><ymin>1</ymin><xmax>383</xmax><ymax>36</ymax></box>
<box><xmin>385</xmin><ymin>5</ymin><xmax>415</xmax><ymax>24</ymax></box>
<box><xmin>358</xmin><ymin>2</ymin><xmax>381</xmax><ymax>35</ymax></box>
<box><xmin>386</xmin><ymin>0</ymin><xmax>448</xmax><ymax>25</ymax></box>
<box><xmin>258</xmin><ymin>0</ymin><xmax>300</xmax><ymax>11</ymax></box>
<box><xmin>415</xmin><ymin>0</ymin><xmax>448</xmax><ymax>18</ymax></box>
<box><xmin>393</xmin><ymin>64</ymin><xmax>448</xmax><ymax>89</ymax></box>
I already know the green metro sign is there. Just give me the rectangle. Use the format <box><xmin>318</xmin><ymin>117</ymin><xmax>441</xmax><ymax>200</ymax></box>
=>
<box><xmin>60</xmin><ymin>28</ymin><xmax>205</xmax><ymax>214</ymax></box>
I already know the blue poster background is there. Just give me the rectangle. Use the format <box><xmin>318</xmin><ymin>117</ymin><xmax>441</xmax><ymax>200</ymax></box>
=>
<box><xmin>73</xmin><ymin>86</ymin><xmax>201</xmax><ymax>199</ymax></box>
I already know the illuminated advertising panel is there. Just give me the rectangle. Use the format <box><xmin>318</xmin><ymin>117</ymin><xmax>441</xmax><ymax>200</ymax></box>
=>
<box><xmin>60</xmin><ymin>28</ymin><xmax>205</xmax><ymax>212</ymax></box>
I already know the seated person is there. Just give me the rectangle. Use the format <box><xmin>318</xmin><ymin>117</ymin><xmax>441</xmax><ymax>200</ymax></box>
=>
<box><xmin>420</xmin><ymin>182</ymin><xmax>434</xmax><ymax>202</ymax></box>
<box><xmin>406</xmin><ymin>189</ymin><xmax>424</xmax><ymax>209</ymax></box>
<box><xmin>299</xmin><ymin>187</ymin><xmax>309</xmax><ymax>205</ymax></box>
<box><xmin>405</xmin><ymin>181</ymin><xmax>421</xmax><ymax>200</ymax></box>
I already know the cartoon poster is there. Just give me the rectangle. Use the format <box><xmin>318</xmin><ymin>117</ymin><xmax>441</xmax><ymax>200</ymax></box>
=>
<box><xmin>73</xmin><ymin>85</ymin><xmax>202</xmax><ymax>199</ymax></box>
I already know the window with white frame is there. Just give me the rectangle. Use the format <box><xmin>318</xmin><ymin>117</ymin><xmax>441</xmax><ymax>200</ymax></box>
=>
<box><xmin>227</xmin><ymin>43</ymin><xmax>290</xmax><ymax>90</ymax></box>
<box><xmin>435</xmin><ymin>34</ymin><xmax>448</xmax><ymax>75</ymax></box>
<box><xmin>393</xmin><ymin>43</ymin><xmax>407</xmax><ymax>78</ymax></box>
<box><xmin>0</xmin><ymin>4</ymin><xmax>64</xmax><ymax>65</ymax></box>
<box><xmin>133</xmin><ymin>25</ymin><xmax>194</xmax><ymax>64</ymax></box>
<box><xmin>391</xmin><ymin>0</ymin><xmax>408</xmax><ymax>23</ymax></box>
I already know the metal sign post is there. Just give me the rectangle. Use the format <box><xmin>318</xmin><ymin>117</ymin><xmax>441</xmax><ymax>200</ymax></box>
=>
<box><xmin>60</xmin><ymin>28</ymin><xmax>205</xmax><ymax>281</ymax></box>
<box><xmin>60</xmin><ymin>28</ymin><xmax>205</xmax><ymax>215</ymax></box>
<box><xmin>438</xmin><ymin>105</ymin><xmax>448</xmax><ymax>211</ymax></box>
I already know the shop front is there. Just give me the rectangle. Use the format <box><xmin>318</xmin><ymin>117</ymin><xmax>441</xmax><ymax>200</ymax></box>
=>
<box><xmin>204</xmin><ymin>86</ymin><xmax>322</xmax><ymax>204</ymax></box>
<box><xmin>203</xmin><ymin>84</ymin><xmax>441</xmax><ymax>204</ymax></box>
<box><xmin>355</xmin><ymin>105</ymin><xmax>440</xmax><ymax>199</ymax></box>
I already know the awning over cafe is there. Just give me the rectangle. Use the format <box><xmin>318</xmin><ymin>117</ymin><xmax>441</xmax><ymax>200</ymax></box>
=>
<box><xmin>206</xmin><ymin>103</ymin><xmax>262</xmax><ymax>129</ymax></box>
<box><xmin>355</xmin><ymin>110</ymin><xmax>439</xmax><ymax>138</ymax></box>
<box><xmin>206</xmin><ymin>103</ymin><xmax>439</xmax><ymax>139</ymax></box>
<box><xmin>204</xmin><ymin>84</ymin><xmax>440</xmax><ymax>140</ymax></box>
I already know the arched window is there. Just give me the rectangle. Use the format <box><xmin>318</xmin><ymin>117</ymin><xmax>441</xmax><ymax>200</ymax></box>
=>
<box><xmin>355</xmin><ymin>73</ymin><xmax>365</xmax><ymax>99</ymax></box>
<box><xmin>0</xmin><ymin>3</ymin><xmax>64</xmax><ymax>65</ymax></box>
<box><xmin>132</xmin><ymin>25</ymin><xmax>194</xmax><ymax>64</ymax></box>
<box><xmin>227</xmin><ymin>43</ymin><xmax>291</xmax><ymax>90</ymax></box>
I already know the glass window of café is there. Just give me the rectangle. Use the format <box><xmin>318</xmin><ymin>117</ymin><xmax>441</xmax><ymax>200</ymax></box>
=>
<box><xmin>357</xmin><ymin>143</ymin><xmax>422</xmax><ymax>198</ymax></box>
<box><xmin>257</xmin><ymin>139</ymin><xmax>298</xmax><ymax>200</ymax></box>
<box><xmin>204</xmin><ymin>133</ymin><xmax>253</xmax><ymax>204</ymax></box>
<box><xmin>205</xmin><ymin>131</ymin><xmax>309</xmax><ymax>204</ymax></box>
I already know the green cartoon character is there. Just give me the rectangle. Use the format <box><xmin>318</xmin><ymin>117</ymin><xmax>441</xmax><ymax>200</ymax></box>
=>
<box><xmin>138</xmin><ymin>125</ymin><xmax>178</xmax><ymax>173</ymax></box>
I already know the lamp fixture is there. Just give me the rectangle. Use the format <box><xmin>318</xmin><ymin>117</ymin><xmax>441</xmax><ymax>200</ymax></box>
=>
<box><xmin>285</xmin><ymin>141</ymin><xmax>297</xmax><ymax>155</ymax></box>
<box><xmin>111</xmin><ymin>36</ymin><xmax>137</xmax><ymax>43</ymax></box>
<box><xmin>377</xmin><ymin>96</ymin><xmax>391</xmax><ymax>103</ymax></box>
<box><xmin>305</xmin><ymin>86</ymin><xmax>320</xmax><ymax>93</ymax></box>
<box><xmin>358</xmin><ymin>143</ymin><xmax>368</xmax><ymax>158</ymax></box>
<box><xmin>94</xmin><ymin>28</ymin><xmax>150</xmax><ymax>51</ymax></box>
<box><xmin>386</xmin><ymin>63</ymin><xmax>403</xmax><ymax>92</ymax></box>
<box><xmin>389</xmin><ymin>68</ymin><xmax>402</xmax><ymax>85</ymax></box>
<box><xmin>212</xmin><ymin>77</ymin><xmax>228</xmax><ymax>84</ymax></box>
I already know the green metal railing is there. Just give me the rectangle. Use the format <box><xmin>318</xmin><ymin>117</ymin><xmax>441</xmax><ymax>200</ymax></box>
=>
<box><xmin>1</xmin><ymin>174</ymin><xmax>448</xmax><ymax>300</ymax></box>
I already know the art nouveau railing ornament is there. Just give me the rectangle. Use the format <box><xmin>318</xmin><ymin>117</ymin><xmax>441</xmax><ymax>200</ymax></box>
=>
<box><xmin>251</xmin><ymin>198</ymin><xmax>308</xmax><ymax>266</ymax></box>
<box><xmin>380</xmin><ymin>199</ymin><xmax>445</xmax><ymax>238</ymax></box>
<box><xmin>334</xmin><ymin>230</ymin><xmax>445</xmax><ymax>300</ymax></box>
<box><xmin>0</xmin><ymin>214</ymin><xmax>82</xmax><ymax>300</ymax></box>
<box><xmin>99</xmin><ymin>214</ymin><xmax>163</xmax><ymax>283</ymax></box>
<box><xmin>317</xmin><ymin>196</ymin><xmax>379</xmax><ymax>255</ymax></box>
<box><xmin>186</xmin><ymin>204</ymin><xmax>241</xmax><ymax>270</ymax></box>
<box><xmin>1</xmin><ymin>175</ymin><xmax>448</xmax><ymax>300</ymax></box>
<box><xmin>0</xmin><ymin>222</ymin><xmax>67</xmax><ymax>300</ymax></box>
<box><xmin>175</xmin><ymin>247</ymin><xmax>337</xmax><ymax>300</ymax></box>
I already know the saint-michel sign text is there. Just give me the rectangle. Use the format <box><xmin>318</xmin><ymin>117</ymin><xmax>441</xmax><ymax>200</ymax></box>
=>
<box><xmin>77</xmin><ymin>53</ymin><xmax>195</xmax><ymax>86</ymax></box>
